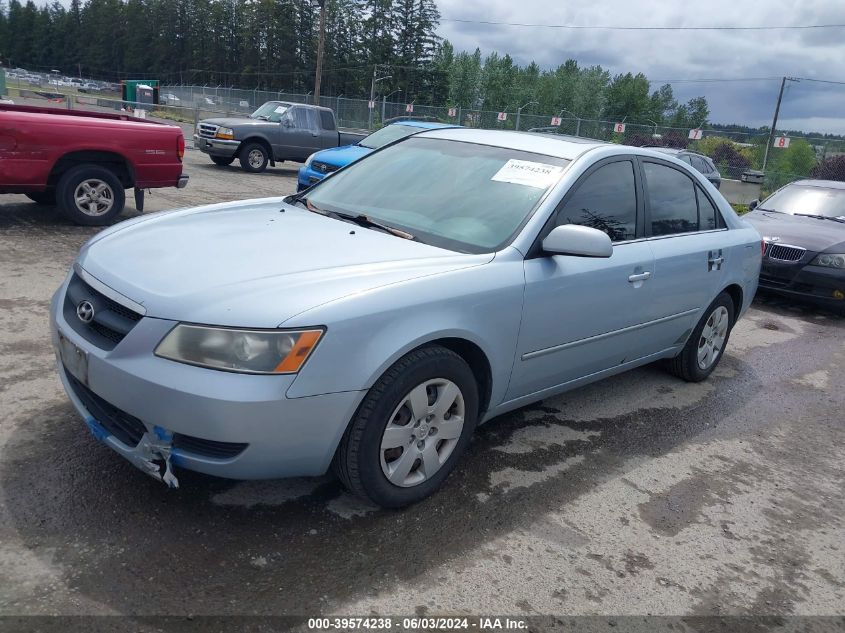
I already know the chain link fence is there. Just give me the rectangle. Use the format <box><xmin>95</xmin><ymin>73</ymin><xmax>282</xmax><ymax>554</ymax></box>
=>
<box><xmin>11</xmin><ymin>78</ymin><xmax>845</xmax><ymax>202</ymax></box>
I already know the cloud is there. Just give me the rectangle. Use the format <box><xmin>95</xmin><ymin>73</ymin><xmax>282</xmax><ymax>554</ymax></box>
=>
<box><xmin>437</xmin><ymin>0</ymin><xmax>845</xmax><ymax>134</ymax></box>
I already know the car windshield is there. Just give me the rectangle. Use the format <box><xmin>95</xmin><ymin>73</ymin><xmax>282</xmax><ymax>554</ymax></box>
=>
<box><xmin>359</xmin><ymin>124</ymin><xmax>431</xmax><ymax>150</ymax></box>
<box><xmin>759</xmin><ymin>184</ymin><xmax>845</xmax><ymax>219</ymax></box>
<box><xmin>251</xmin><ymin>102</ymin><xmax>289</xmax><ymax>122</ymax></box>
<box><xmin>303</xmin><ymin>137</ymin><xmax>570</xmax><ymax>253</ymax></box>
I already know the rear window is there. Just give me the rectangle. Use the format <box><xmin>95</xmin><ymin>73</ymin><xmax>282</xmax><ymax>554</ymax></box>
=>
<box><xmin>319</xmin><ymin>110</ymin><xmax>336</xmax><ymax>131</ymax></box>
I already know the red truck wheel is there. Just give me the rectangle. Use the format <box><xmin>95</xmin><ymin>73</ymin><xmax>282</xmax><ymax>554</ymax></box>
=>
<box><xmin>56</xmin><ymin>165</ymin><xmax>126</xmax><ymax>226</ymax></box>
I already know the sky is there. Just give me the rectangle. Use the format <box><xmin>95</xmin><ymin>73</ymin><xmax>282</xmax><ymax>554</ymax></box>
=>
<box><xmin>436</xmin><ymin>0</ymin><xmax>845</xmax><ymax>134</ymax></box>
<box><xmin>29</xmin><ymin>0</ymin><xmax>845</xmax><ymax>134</ymax></box>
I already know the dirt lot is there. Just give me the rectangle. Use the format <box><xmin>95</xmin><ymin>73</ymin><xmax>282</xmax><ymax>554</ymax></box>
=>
<box><xmin>0</xmin><ymin>147</ymin><xmax>843</xmax><ymax>628</ymax></box>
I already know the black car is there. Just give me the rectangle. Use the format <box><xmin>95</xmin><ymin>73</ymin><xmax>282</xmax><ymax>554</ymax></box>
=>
<box><xmin>650</xmin><ymin>148</ymin><xmax>722</xmax><ymax>189</ymax></box>
<box><xmin>744</xmin><ymin>179</ymin><xmax>845</xmax><ymax>312</ymax></box>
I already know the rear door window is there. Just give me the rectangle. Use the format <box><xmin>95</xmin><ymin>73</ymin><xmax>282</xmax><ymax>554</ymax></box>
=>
<box><xmin>556</xmin><ymin>160</ymin><xmax>638</xmax><ymax>242</ymax></box>
<box><xmin>696</xmin><ymin>185</ymin><xmax>723</xmax><ymax>230</ymax></box>
<box><xmin>319</xmin><ymin>110</ymin><xmax>336</xmax><ymax>130</ymax></box>
<box><xmin>643</xmin><ymin>161</ymin><xmax>699</xmax><ymax>236</ymax></box>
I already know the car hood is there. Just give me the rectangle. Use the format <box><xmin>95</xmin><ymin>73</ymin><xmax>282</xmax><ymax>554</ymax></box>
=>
<box><xmin>311</xmin><ymin>144</ymin><xmax>371</xmax><ymax>166</ymax></box>
<box><xmin>744</xmin><ymin>210</ymin><xmax>845</xmax><ymax>253</ymax></box>
<box><xmin>201</xmin><ymin>117</ymin><xmax>271</xmax><ymax>130</ymax></box>
<box><xmin>78</xmin><ymin>198</ymin><xmax>492</xmax><ymax>327</ymax></box>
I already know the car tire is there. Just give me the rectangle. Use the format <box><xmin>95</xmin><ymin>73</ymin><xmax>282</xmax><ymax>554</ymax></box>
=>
<box><xmin>666</xmin><ymin>291</ymin><xmax>735</xmax><ymax>382</ymax></box>
<box><xmin>239</xmin><ymin>142</ymin><xmax>269</xmax><ymax>173</ymax></box>
<box><xmin>210</xmin><ymin>156</ymin><xmax>234</xmax><ymax>166</ymax></box>
<box><xmin>333</xmin><ymin>345</ymin><xmax>479</xmax><ymax>508</ymax></box>
<box><xmin>26</xmin><ymin>190</ymin><xmax>56</xmax><ymax>205</ymax></box>
<box><xmin>56</xmin><ymin>164</ymin><xmax>125</xmax><ymax>226</ymax></box>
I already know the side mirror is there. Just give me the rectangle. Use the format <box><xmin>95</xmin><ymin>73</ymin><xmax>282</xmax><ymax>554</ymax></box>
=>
<box><xmin>748</xmin><ymin>199</ymin><xmax>759</xmax><ymax>211</ymax></box>
<box><xmin>542</xmin><ymin>225</ymin><xmax>613</xmax><ymax>258</ymax></box>
<box><xmin>282</xmin><ymin>119</ymin><xmax>292</xmax><ymax>128</ymax></box>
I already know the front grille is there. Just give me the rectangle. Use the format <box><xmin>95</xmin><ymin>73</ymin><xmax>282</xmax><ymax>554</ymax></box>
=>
<box><xmin>65</xmin><ymin>368</ymin><xmax>147</xmax><ymax>446</ymax></box>
<box><xmin>311</xmin><ymin>161</ymin><xmax>339</xmax><ymax>175</ymax></box>
<box><xmin>198</xmin><ymin>123</ymin><xmax>218</xmax><ymax>139</ymax></box>
<box><xmin>173</xmin><ymin>434</ymin><xmax>248</xmax><ymax>460</ymax></box>
<box><xmin>766</xmin><ymin>243</ymin><xmax>806</xmax><ymax>262</ymax></box>
<box><xmin>63</xmin><ymin>273</ymin><xmax>142</xmax><ymax>351</ymax></box>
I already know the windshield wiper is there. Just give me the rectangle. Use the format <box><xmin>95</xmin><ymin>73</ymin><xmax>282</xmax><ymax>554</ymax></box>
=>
<box><xmin>302</xmin><ymin>199</ymin><xmax>414</xmax><ymax>240</ymax></box>
<box><xmin>337</xmin><ymin>212</ymin><xmax>416</xmax><ymax>240</ymax></box>
<box><xmin>794</xmin><ymin>213</ymin><xmax>845</xmax><ymax>223</ymax></box>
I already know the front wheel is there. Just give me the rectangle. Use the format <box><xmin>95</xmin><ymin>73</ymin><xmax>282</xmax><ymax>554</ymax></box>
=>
<box><xmin>210</xmin><ymin>156</ymin><xmax>234</xmax><ymax>166</ymax></box>
<box><xmin>239</xmin><ymin>142</ymin><xmax>269</xmax><ymax>173</ymax></box>
<box><xmin>56</xmin><ymin>165</ymin><xmax>125</xmax><ymax>226</ymax></box>
<box><xmin>333</xmin><ymin>345</ymin><xmax>479</xmax><ymax>508</ymax></box>
<box><xmin>666</xmin><ymin>292</ymin><xmax>735</xmax><ymax>382</ymax></box>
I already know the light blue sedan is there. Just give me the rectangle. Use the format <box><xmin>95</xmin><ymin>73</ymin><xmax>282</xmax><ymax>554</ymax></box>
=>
<box><xmin>50</xmin><ymin>128</ymin><xmax>762</xmax><ymax>507</ymax></box>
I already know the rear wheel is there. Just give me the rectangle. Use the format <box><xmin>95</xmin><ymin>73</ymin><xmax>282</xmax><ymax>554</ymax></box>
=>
<box><xmin>26</xmin><ymin>190</ymin><xmax>56</xmax><ymax>205</ymax></box>
<box><xmin>239</xmin><ymin>142</ymin><xmax>269</xmax><ymax>173</ymax></box>
<box><xmin>56</xmin><ymin>164</ymin><xmax>125</xmax><ymax>226</ymax></box>
<box><xmin>333</xmin><ymin>345</ymin><xmax>479</xmax><ymax>508</ymax></box>
<box><xmin>666</xmin><ymin>292</ymin><xmax>735</xmax><ymax>382</ymax></box>
<box><xmin>210</xmin><ymin>156</ymin><xmax>234</xmax><ymax>166</ymax></box>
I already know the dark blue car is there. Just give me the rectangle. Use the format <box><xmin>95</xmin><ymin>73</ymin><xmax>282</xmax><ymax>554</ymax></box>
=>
<box><xmin>297</xmin><ymin>120</ymin><xmax>457</xmax><ymax>192</ymax></box>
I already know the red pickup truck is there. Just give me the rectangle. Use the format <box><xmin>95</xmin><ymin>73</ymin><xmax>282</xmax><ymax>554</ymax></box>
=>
<box><xmin>0</xmin><ymin>104</ymin><xmax>188</xmax><ymax>225</ymax></box>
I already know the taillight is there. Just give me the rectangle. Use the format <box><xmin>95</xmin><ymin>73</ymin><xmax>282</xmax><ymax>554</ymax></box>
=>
<box><xmin>177</xmin><ymin>134</ymin><xmax>185</xmax><ymax>161</ymax></box>
<box><xmin>761</xmin><ymin>240</ymin><xmax>766</xmax><ymax>256</ymax></box>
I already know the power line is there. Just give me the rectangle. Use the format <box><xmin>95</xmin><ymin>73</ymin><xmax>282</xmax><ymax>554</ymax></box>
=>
<box><xmin>440</xmin><ymin>17</ymin><xmax>845</xmax><ymax>31</ymax></box>
<box><xmin>648</xmin><ymin>77</ymin><xmax>781</xmax><ymax>83</ymax></box>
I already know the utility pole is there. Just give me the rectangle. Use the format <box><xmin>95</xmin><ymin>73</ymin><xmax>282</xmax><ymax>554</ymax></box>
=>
<box><xmin>313</xmin><ymin>0</ymin><xmax>327</xmax><ymax>106</ymax></box>
<box><xmin>763</xmin><ymin>76</ymin><xmax>795</xmax><ymax>172</ymax></box>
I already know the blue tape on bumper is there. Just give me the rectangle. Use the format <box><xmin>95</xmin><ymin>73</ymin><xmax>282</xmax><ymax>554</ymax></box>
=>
<box><xmin>153</xmin><ymin>425</ymin><xmax>173</xmax><ymax>442</ymax></box>
<box><xmin>84</xmin><ymin>416</ymin><xmax>110</xmax><ymax>442</ymax></box>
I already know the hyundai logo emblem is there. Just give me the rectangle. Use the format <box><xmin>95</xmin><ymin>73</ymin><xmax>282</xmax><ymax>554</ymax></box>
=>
<box><xmin>76</xmin><ymin>300</ymin><xmax>95</xmax><ymax>323</ymax></box>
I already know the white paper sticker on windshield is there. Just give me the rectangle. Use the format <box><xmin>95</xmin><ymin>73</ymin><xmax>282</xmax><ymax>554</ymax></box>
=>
<box><xmin>274</xmin><ymin>105</ymin><xmax>288</xmax><ymax>114</ymax></box>
<box><xmin>491</xmin><ymin>159</ymin><xmax>564</xmax><ymax>189</ymax></box>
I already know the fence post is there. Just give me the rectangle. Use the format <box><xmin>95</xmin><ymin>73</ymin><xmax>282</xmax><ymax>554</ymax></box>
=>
<box><xmin>576</xmin><ymin>118</ymin><xmax>581</xmax><ymax>137</ymax></box>
<box><xmin>194</xmin><ymin>104</ymin><xmax>199</xmax><ymax>129</ymax></box>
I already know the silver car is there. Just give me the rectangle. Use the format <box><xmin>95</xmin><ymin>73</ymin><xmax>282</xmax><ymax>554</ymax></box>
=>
<box><xmin>50</xmin><ymin>128</ymin><xmax>762</xmax><ymax>507</ymax></box>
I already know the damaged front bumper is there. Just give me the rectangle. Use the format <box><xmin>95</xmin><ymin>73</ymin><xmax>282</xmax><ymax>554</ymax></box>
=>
<box><xmin>60</xmin><ymin>363</ymin><xmax>181</xmax><ymax>488</ymax></box>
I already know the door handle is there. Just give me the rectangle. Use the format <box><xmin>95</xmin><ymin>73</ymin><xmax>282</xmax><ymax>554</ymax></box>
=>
<box><xmin>628</xmin><ymin>272</ymin><xmax>651</xmax><ymax>283</ymax></box>
<box><xmin>708</xmin><ymin>250</ymin><xmax>724</xmax><ymax>271</ymax></box>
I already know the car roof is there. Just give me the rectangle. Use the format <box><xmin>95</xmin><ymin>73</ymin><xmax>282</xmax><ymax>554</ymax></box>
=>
<box><xmin>649</xmin><ymin>147</ymin><xmax>710</xmax><ymax>159</ymax></box>
<box><xmin>390</xmin><ymin>120</ymin><xmax>455</xmax><ymax>130</ymax></box>
<box><xmin>415</xmin><ymin>127</ymin><xmax>606</xmax><ymax>160</ymax></box>
<box><xmin>789</xmin><ymin>179</ymin><xmax>845</xmax><ymax>190</ymax></box>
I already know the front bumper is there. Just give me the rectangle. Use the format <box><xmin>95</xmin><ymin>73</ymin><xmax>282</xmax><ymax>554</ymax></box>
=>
<box><xmin>192</xmin><ymin>134</ymin><xmax>240</xmax><ymax>158</ymax></box>
<box><xmin>50</xmin><ymin>275</ymin><xmax>366</xmax><ymax>483</ymax></box>
<box><xmin>297</xmin><ymin>165</ymin><xmax>327</xmax><ymax>192</ymax></box>
<box><xmin>758</xmin><ymin>261</ymin><xmax>845</xmax><ymax>310</ymax></box>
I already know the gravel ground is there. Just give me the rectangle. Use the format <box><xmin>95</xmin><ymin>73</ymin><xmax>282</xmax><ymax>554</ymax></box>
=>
<box><xmin>0</xmin><ymin>140</ymin><xmax>843</xmax><ymax>629</ymax></box>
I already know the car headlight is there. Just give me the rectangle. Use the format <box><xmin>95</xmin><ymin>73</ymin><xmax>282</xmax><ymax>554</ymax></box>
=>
<box><xmin>811</xmin><ymin>253</ymin><xmax>845</xmax><ymax>269</ymax></box>
<box><xmin>215</xmin><ymin>126</ymin><xmax>235</xmax><ymax>140</ymax></box>
<box><xmin>155</xmin><ymin>325</ymin><xmax>324</xmax><ymax>374</ymax></box>
<box><xmin>304</xmin><ymin>152</ymin><xmax>317</xmax><ymax>168</ymax></box>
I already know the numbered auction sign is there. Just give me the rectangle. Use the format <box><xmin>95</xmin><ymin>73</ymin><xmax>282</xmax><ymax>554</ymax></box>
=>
<box><xmin>688</xmin><ymin>129</ymin><xmax>703</xmax><ymax>140</ymax></box>
<box><xmin>497</xmin><ymin>112</ymin><xmax>508</xmax><ymax>121</ymax></box>
<box><xmin>405</xmin><ymin>103</ymin><xmax>414</xmax><ymax>113</ymax></box>
<box><xmin>775</xmin><ymin>136</ymin><xmax>791</xmax><ymax>148</ymax></box>
<box><xmin>613</xmin><ymin>122</ymin><xmax>626</xmax><ymax>133</ymax></box>
<box><xmin>448</xmin><ymin>107</ymin><xmax>457</xmax><ymax>117</ymax></box>
<box><xmin>551</xmin><ymin>117</ymin><xmax>562</xmax><ymax>126</ymax></box>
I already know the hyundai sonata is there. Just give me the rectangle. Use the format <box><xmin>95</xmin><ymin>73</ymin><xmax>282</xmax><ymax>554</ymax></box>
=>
<box><xmin>51</xmin><ymin>128</ymin><xmax>762</xmax><ymax>507</ymax></box>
